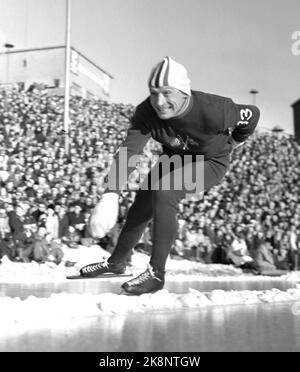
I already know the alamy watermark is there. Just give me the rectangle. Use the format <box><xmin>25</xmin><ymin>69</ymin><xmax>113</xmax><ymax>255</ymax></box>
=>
<box><xmin>291</xmin><ymin>31</ymin><xmax>300</xmax><ymax>56</ymax></box>
<box><xmin>103</xmin><ymin>147</ymin><xmax>204</xmax><ymax>194</ymax></box>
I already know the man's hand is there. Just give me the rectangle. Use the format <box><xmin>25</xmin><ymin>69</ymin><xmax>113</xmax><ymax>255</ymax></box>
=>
<box><xmin>89</xmin><ymin>192</ymin><xmax>119</xmax><ymax>238</ymax></box>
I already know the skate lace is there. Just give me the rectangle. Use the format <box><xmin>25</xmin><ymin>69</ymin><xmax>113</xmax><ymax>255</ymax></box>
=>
<box><xmin>82</xmin><ymin>260</ymin><xmax>109</xmax><ymax>274</ymax></box>
<box><xmin>127</xmin><ymin>265</ymin><xmax>162</xmax><ymax>286</ymax></box>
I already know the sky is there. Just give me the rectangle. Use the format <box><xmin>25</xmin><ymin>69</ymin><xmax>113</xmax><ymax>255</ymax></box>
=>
<box><xmin>0</xmin><ymin>0</ymin><xmax>299</xmax><ymax>134</ymax></box>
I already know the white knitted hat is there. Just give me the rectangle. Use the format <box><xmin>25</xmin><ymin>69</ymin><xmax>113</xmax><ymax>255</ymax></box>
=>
<box><xmin>148</xmin><ymin>56</ymin><xmax>191</xmax><ymax>96</ymax></box>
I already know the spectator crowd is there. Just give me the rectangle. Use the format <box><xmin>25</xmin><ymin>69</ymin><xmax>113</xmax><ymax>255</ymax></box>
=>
<box><xmin>0</xmin><ymin>85</ymin><xmax>299</xmax><ymax>273</ymax></box>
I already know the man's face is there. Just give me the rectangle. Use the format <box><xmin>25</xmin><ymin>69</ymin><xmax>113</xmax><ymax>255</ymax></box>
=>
<box><xmin>38</xmin><ymin>227</ymin><xmax>47</xmax><ymax>237</ymax></box>
<box><xmin>150</xmin><ymin>87</ymin><xmax>188</xmax><ymax>120</ymax></box>
<box><xmin>15</xmin><ymin>206</ymin><xmax>24</xmax><ymax>217</ymax></box>
<box><xmin>74</xmin><ymin>205</ymin><xmax>81</xmax><ymax>214</ymax></box>
<box><xmin>38</xmin><ymin>204</ymin><xmax>46</xmax><ymax>212</ymax></box>
<box><xmin>0</xmin><ymin>209</ymin><xmax>6</xmax><ymax>218</ymax></box>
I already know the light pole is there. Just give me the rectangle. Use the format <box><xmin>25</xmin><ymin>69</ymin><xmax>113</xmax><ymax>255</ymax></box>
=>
<box><xmin>4</xmin><ymin>43</ymin><xmax>14</xmax><ymax>83</ymax></box>
<box><xmin>249</xmin><ymin>89</ymin><xmax>259</xmax><ymax>105</ymax></box>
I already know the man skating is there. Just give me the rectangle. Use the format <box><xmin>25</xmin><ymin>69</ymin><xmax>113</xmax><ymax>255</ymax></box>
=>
<box><xmin>80</xmin><ymin>56</ymin><xmax>260</xmax><ymax>295</ymax></box>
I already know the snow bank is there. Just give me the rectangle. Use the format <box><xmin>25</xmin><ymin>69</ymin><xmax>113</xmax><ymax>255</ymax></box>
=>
<box><xmin>1</xmin><ymin>245</ymin><xmax>299</xmax><ymax>283</ymax></box>
<box><xmin>0</xmin><ymin>245</ymin><xmax>266</xmax><ymax>283</ymax></box>
<box><xmin>1</xmin><ymin>287</ymin><xmax>300</xmax><ymax>325</ymax></box>
<box><xmin>96</xmin><ymin>286</ymin><xmax>300</xmax><ymax>314</ymax></box>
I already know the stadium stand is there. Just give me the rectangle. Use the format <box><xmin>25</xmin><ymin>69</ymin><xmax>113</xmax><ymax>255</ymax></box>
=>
<box><xmin>0</xmin><ymin>86</ymin><xmax>299</xmax><ymax>271</ymax></box>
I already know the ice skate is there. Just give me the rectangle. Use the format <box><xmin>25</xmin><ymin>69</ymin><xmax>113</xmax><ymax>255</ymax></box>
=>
<box><xmin>80</xmin><ymin>259</ymin><xmax>126</xmax><ymax>278</ymax></box>
<box><xmin>121</xmin><ymin>265</ymin><xmax>165</xmax><ymax>295</ymax></box>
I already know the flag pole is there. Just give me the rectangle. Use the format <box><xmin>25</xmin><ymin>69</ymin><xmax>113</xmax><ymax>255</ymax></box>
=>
<box><xmin>64</xmin><ymin>0</ymin><xmax>71</xmax><ymax>155</ymax></box>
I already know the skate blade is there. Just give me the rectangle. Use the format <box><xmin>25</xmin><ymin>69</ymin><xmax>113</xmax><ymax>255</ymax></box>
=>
<box><xmin>118</xmin><ymin>289</ymin><xmax>137</xmax><ymax>296</ymax></box>
<box><xmin>67</xmin><ymin>273</ymin><xmax>132</xmax><ymax>280</ymax></box>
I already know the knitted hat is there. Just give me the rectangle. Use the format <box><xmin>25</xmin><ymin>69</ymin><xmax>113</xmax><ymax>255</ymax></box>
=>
<box><xmin>148</xmin><ymin>56</ymin><xmax>191</xmax><ymax>96</ymax></box>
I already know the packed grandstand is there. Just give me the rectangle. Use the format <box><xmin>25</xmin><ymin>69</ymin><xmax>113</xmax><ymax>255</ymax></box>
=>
<box><xmin>0</xmin><ymin>85</ymin><xmax>299</xmax><ymax>273</ymax></box>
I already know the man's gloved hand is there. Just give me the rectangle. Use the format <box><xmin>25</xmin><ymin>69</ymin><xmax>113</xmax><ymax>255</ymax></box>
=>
<box><xmin>89</xmin><ymin>192</ymin><xmax>119</xmax><ymax>238</ymax></box>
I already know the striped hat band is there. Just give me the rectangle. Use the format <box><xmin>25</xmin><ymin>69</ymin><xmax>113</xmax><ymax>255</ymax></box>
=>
<box><xmin>148</xmin><ymin>56</ymin><xmax>191</xmax><ymax>96</ymax></box>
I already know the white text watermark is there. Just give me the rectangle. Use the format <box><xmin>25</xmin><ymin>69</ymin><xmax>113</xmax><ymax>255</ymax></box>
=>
<box><xmin>291</xmin><ymin>31</ymin><xmax>300</xmax><ymax>56</ymax></box>
<box><xmin>103</xmin><ymin>147</ymin><xmax>205</xmax><ymax>195</ymax></box>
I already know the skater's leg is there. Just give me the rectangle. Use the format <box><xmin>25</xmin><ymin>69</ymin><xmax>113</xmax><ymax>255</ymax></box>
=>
<box><xmin>120</xmin><ymin>188</ymin><xmax>186</xmax><ymax>294</ymax></box>
<box><xmin>109</xmin><ymin>188</ymin><xmax>153</xmax><ymax>263</ymax></box>
<box><xmin>149</xmin><ymin>156</ymin><xmax>229</xmax><ymax>272</ymax></box>
<box><xmin>150</xmin><ymin>189</ymin><xmax>186</xmax><ymax>272</ymax></box>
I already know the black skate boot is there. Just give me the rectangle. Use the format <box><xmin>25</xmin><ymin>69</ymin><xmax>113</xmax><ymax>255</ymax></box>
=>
<box><xmin>121</xmin><ymin>265</ymin><xmax>165</xmax><ymax>295</ymax></box>
<box><xmin>80</xmin><ymin>259</ymin><xmax>126</xmax><ymax>277</ymax></box>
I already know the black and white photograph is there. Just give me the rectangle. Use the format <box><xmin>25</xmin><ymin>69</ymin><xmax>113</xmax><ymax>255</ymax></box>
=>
<box><xmin>0</xmin><ymin>0</ymin><xmax>300</xmax><ymax>356</ymax></box>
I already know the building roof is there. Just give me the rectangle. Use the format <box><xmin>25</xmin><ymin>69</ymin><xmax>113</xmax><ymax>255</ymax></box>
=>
<box><xmin>0</xmin><ymin>45</ymin><xmax>114</xmax><ymax>79</ymax></box>
<box><xmin>291</xmin><ymin>98</ymin><xmax>300</xmax><ymax>107</ymax></box>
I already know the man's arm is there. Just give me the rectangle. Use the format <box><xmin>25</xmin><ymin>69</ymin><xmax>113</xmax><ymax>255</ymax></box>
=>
<box><xmin>104</xmin><ymin>109</ymin><xmax>152</xmax><ymax>193</ymax></box>
<box><xmin>89</xmin><ymin>106</ymin><xmax>151</xmax><ymax>238</ymax></box>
